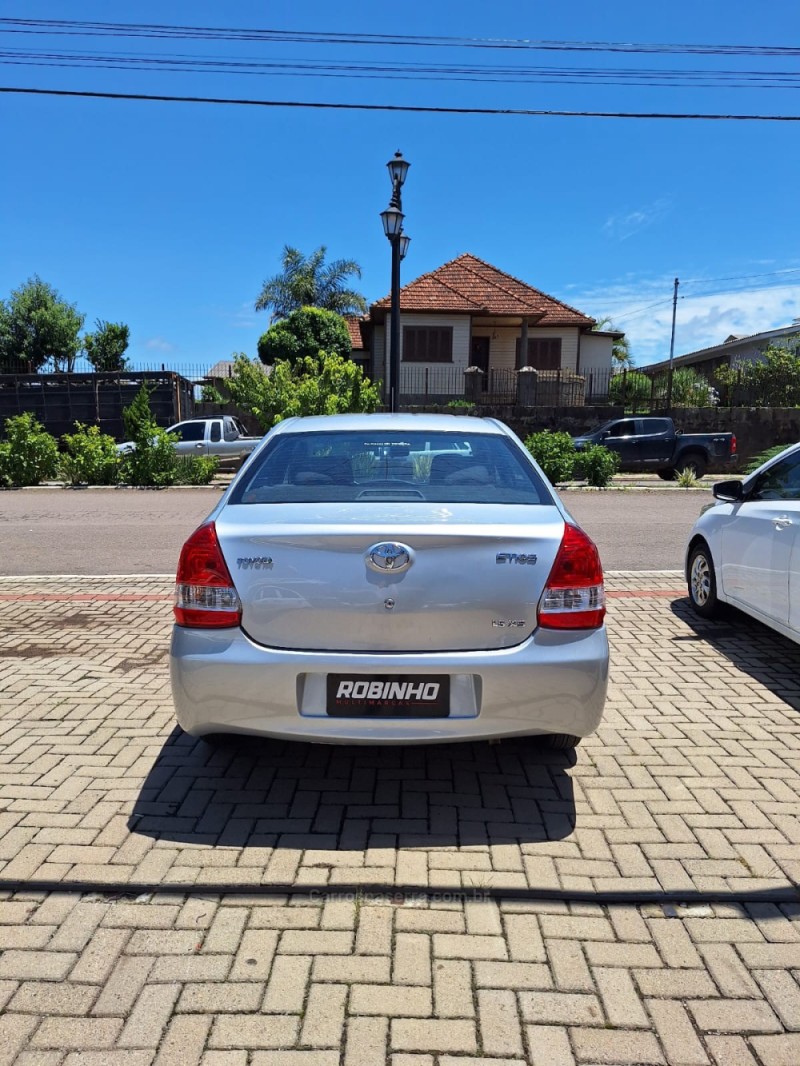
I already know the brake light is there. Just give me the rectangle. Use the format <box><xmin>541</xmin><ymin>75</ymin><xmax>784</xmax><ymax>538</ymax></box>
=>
<box><xmin>731</xmin><ymin>434</ymin><xmax>737</xmax><ymax>455</ymax></box>
<box><xmin>174</xmin><ymin>522</ymin><xmax>241</xmax><ymax>628</ymax></box>
<box><xmin>538</xmin><ymin>523</ymin><xmax>605</xmax><ymax>630</ymax></box>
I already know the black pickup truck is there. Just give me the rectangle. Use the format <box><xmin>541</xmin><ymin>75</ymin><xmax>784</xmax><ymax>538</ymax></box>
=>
<box><xmin>572</xmin><ymin>416</ymin><xmax>736</xmax><ymax>479</ymax></box>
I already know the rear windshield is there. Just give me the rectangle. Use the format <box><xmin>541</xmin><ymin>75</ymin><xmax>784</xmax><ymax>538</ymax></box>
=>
<box><xmin>229</xmin><ymin>430</ymin><xmax>550</xmax><ymax>505</ymax></box>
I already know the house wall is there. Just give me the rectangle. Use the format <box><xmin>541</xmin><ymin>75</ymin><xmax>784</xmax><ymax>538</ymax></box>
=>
<box><xmin>470</xmin><ymin>324</ymin><xmax>581</xmax><ymax>372</ymax></box>
<box><xmin>578</xmin><ymin>333</ymin><xmax>614</xmax><ymax>374</ymax></box>
<box><xmin>372</xmin><ymin>329</ymin><xmax>385</xmax><ymax>385</ymax></box>
<box><xmin>382</xmin><ymin>313</ymin><xmax>473</xmax><ymax>395</ymax></box>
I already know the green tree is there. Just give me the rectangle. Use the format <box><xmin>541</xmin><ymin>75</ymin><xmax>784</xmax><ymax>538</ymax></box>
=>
<box><xmin>0</xmin><ymin>276</ymin><xmax>84</xmax><ymax>372</ymax></box>
<box><xmin>592</xmin><ymin>317</ymin><xmax>632</xmax><ymax>367</ymax></box>
<box><xmin>226</xmin><ymin>351</ymin><xmax>381</xmax><ymax>432</ymax></box>
<box><xmin>83</xmin><ymin>320</ymin><xmax>130</xmax><ymax>371</ymax></box>
<box><xmin>255</xmin><ymin>246</ymin><xmax>367</xmax><ymax>321</ymax></box>
<box><xmin>257</xmin><ymin>306</ymin><xmax>352</xmax><ymax>366</ymax></box>
<box><xmin>715</xmin><ymin>344</ymin><xmax>800</xmax><ymax>407</ymax></box>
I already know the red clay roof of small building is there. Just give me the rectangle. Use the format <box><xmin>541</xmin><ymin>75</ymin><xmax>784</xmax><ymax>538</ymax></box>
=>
<box><xmin>344</xmin><ymin>315</ymin><xmax>370</xmax><ymax>350</ymax></box>
<box><xmin>372</xmin><ymin>253</ymin><xmax>594</xmax><ymax>326</ymax></box>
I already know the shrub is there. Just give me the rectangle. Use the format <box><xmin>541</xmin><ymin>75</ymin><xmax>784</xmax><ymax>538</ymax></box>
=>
<box><xmin>227</xmin><ymin>351</ymin><xmax>381</xmax><ymax>432</ymax></box>
<box><xmin>609</xmin><ymin>371</ymin><xmax>651</xmax><ymax>409</ymax></box>
<box><xmin>579</xmin><ymin>444</ymin><xmax>620</xmax><ymax>488</ymax></box>
<box><xmin>61</xmin><ymin>423</ymin><xmax>119</xmax><ymax>485</ymax></box>
<box><xmin>175</xmin><ymin>455</ymin><xmax>219</xmax><ymax>485</ymax></box>
<box><xmin>446</xmin><ymin>399</ymin><xmax>476</xmax><ymax>412</ymax></box>
<box><xmin>120</xmin><ymin>428</ymin><xmax>179</xmax><ymax>486</ymax></box>
<box><xmin>524</xmin><ymin>430</ymin><xmax>576</xmax><ymax>485</ymax></box>
<box><xmin>0</xmin><ymin>412</ymin><xmax>59</xmax><ymax>487</ymax></box>
<box><xmin>119</xmin><ymin>385</ymin><xmax>179</xmax><ymax>486</ymax></box>
<box><xmin>676</xmin><ymin>466</ymin><xmax>699</xmax><ymax>488</ymax></box>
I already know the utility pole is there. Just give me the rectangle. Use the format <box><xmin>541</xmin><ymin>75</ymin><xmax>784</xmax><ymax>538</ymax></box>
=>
<box><xmin>665</xmin><ymin>276</ymin><xmax>679</xmax><ymax>409</ymax></box>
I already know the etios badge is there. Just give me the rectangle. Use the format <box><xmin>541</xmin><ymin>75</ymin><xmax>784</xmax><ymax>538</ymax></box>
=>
<box><xmin>366</xmin><ymin>542</ymin><xmax>413</xmax><ymax>573</ymax></box>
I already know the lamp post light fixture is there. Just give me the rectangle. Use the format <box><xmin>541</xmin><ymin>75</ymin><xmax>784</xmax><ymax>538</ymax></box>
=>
<box><xmin>380</xmin><ymin>150</ymin><xmax>410</xmax><ymax>412</ymax></box>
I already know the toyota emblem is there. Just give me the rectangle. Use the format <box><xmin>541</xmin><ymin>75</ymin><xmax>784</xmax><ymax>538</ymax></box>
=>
<box><xmin>366</xmin><ymin>542</ymin><xmax>413</xmax><ymax>573</ymax></box>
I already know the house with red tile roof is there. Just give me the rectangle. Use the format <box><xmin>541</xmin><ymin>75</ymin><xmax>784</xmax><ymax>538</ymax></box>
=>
<box><xmin>346</xmin><ymin>254</ymin><xmax>616</xmax><ymax>403</ymax></box>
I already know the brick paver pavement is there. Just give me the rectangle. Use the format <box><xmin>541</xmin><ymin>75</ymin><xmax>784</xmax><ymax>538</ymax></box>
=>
<box><xmin>1</xmin><ymin>572</ymin><xmax>800</xmax><ymax>1064</ymax></box>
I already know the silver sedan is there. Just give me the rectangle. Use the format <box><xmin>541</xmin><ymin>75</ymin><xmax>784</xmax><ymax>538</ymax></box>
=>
<box><xmin>170</xmin><ymin>413</ymin><xmax>609</xmax><ymax>746</ymax></box>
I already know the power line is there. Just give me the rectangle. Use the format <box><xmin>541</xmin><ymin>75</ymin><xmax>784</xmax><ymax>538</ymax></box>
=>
<box><xmin>2</xmin><ymin>47</ymin><xmax>800</xmax><ymax>90</ymax></box>
<box><xmin>607</xmin><ymin>299</ymin><xmax>676</xmax><ymax>324</ymax></box>
<box><xmin>681</xmin><ymin>279</ymin><xmax>800</xmax><ymax>300</ymax></box>
<box><xmin>2</xmin><ymin>85</ymin><xmax>800</xmax><ymax>120</ymax></box>
<box><xmin>681</xmin><ymin>266</ymin><xmax>800</xmax><ymax>284</ymax></box>
<box><xmin>2</xmin><ymin>19</ymin><xmax>800</xmax><ymax>58</ymax></box>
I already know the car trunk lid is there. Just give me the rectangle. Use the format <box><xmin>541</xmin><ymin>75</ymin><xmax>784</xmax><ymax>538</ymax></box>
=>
<box><xmin>215</xmin><ymin>502</ymin><xmax>565</xmax><ymax>652</ymax></box>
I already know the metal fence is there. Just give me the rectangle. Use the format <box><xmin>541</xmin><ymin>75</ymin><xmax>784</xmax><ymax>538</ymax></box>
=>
<box><xmin>0</xmin><ymin>358</ymin><xmax>225</xmax><ymax>382</ymax></box>
<box><xmin>0</xmin><ymin>370</ymin><xmax>194</xmax><ymax>440</ymax></box>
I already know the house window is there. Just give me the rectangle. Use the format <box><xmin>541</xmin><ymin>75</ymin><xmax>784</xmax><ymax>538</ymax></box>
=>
<box><xmin>515</xmin><ymin>337</ymin><xmax>562</xmax><ymax>371</ymax></box>
<box><xmin>403</xmin><ymin>326</ymin><xmax>453</xmax><ymax>363</ymax></box>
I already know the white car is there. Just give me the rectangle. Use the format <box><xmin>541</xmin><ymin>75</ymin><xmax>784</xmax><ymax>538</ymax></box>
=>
<box><xmin>170</xmin><ymin>413</ymin><xmax>609</xmax><ymax>746</ymax></box>
<box><xmin>686</xmin><ymin>441</ymin><xmax>800</xmax><ymax>643</ymax></box>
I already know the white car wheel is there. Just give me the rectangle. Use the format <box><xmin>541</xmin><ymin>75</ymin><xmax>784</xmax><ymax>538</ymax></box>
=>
<box><xmin>688</xmin><ymin>543</ymin><xmax>718</xmax><ymax>618</ymax></box>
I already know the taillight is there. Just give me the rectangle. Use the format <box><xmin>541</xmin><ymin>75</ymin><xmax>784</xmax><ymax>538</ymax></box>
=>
<box><xmin>731</xmin><ymin>434</ymin><xmax>737</xmax><ymax>455</ymax></box>
<box><xmin>538</xmin><ymin>523</ymin><xmax>605</xmax><ymax>630</ymax></box>
<box><xmin>174</xmin><ymin>522</ymin><xmax>241</xmax><ymax>628</ymax></box>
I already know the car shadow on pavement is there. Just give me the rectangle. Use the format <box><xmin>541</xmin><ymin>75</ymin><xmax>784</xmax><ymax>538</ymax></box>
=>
<box><xmin>127</xmin><ymin>728</ymin><xmax>577</xmax><ymax>849</ymax></box>
<box><xmin>671</xmin><ymin>598</ymin><xmax>800</xmax><ymax>712</ymax></box>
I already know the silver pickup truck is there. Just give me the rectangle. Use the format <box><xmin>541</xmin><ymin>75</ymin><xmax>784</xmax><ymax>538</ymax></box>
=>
<box><xmin>117</xmin><ymin>416</ymin><xmax>261</xmax><ymax>464</ymax></box>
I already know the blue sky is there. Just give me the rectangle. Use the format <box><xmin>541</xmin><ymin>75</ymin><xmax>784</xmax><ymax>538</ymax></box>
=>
<box><xmin>1</xmin><ymin>0</ymin><xmax>799</xmax><ymax>370</ymax></box>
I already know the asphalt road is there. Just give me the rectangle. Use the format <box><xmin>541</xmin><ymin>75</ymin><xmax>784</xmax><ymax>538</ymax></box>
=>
<box><xmin>0</xmin><ymin>487</ymin><xmax>709</xmax><ymax>576</ymax></box>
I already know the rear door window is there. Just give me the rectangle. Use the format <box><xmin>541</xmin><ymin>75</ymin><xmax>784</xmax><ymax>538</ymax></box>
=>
<box><xmin>209</xmin><ymin>421</ymin><xmax>222</xmax><ymax>443</ymax></box>
<box><xmin>607</xmin><ymin>420</ymin><xmax>637</xmax><ymax>437</ymax></box>
<box><xmin>231</xmin><ymin>430</ymin><xmax>550</xmax><ymax>505</ymax></box>
<box><xmin>170</xmin><ymin>422</ymin><xmax>205</xmax><ymax>442</ymax></box>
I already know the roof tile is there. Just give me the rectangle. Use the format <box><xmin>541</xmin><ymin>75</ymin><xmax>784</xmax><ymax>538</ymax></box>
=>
<box><xmin>372</xmin><ymin>253</ymin><xmax>594</xmax><ymax>325</ymax></box>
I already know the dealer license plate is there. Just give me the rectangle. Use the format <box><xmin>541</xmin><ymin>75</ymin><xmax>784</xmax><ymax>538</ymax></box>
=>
<box><xmin>326</xmin><ymin>674</ymin><xmax>450</xmax><ymax>718</ymax></box>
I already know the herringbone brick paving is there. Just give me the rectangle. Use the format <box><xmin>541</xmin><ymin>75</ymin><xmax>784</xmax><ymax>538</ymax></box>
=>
<box><xmin>1</xmin><ymin>574</ymin><xmax>800</xmax><ymax>1063</ymax></box>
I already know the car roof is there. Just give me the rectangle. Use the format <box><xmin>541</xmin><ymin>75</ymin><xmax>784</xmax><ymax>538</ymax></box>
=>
<box><xmin>269</xmin><ymin>413</ymin><xmax>508</xmax><ymax>436</ymax></box>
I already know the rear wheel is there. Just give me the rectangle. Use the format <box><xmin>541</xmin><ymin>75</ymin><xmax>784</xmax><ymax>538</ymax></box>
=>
<box><xmin>688</xmin><ymin>542</ymin><xmax>718</xmax><ymax>618</ymax></box>
<box><xmin>540</xmin><ymin>733</ymin><xmax>582</xmax><ymax>750</ymax></box>
<box><xmin>676</xmin><ymin>453</ymin><xmax>707</xmax><ymax>478</ymax></box>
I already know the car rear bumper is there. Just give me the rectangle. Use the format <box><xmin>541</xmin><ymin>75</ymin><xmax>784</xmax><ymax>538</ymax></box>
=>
<box><xmin>170</xmin><ymin>624</ymin><xmax>609</xmax><ymax>744</ymax></box>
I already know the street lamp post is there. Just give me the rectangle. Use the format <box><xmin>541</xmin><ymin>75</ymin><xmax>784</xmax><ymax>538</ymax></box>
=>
<box><xmin>380</xmin><ymin>151</ymin><xmax>410</xmax><ymax>412</ymax></box>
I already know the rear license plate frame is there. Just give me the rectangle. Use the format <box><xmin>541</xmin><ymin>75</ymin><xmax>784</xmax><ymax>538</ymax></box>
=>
<box><xmin>326</xmin><ymin>674</ymin><xmax>450</xmax><ymax>718</ymax></box>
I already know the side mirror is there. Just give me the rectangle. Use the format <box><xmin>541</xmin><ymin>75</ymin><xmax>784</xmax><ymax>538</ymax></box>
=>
<box><xmin>601</xmin><ymin>431</ymin><xmax>609</xmax><ymax>440</ymax></box>
<box><xmin>713</xmin><ymin>479</ymin><xmax>744</xmax><ymax>502</ymax></box>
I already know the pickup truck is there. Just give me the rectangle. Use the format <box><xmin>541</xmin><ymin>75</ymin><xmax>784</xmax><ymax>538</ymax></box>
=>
<box><xmin>117</xmin><ymin>416</ymin><xmax>261</xmax><ymax>465</ymax></box>
<box><xmin>572</xmin><ymin>416</ymin><xmax>736</xmax><ymax>479</ymax></box>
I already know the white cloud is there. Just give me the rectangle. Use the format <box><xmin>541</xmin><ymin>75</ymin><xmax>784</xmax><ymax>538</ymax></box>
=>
<box><xmin>602</xmin><ymin>198</ymin><xmax>670</xmax><ymax>243</ymax></box>
<box><xmin>145</xmin><ymin>336</ymin><xmax>177</xmax><ymax>353</ymax></box>
<box><xmin>576</xmin><ymin>274</ymin><xmax>800</xmax><ymax>365</ymax></box>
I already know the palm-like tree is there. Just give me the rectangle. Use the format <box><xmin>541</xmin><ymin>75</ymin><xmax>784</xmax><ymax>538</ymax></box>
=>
<box><xmin>593</xmin><ymin>317</ymin><xmax>632</xmax><ymax>368</ymax></box>
<box><xmin>255</xmin><ymin>246</ymin><xmax>368</xmax><ymax>321</ymax></box>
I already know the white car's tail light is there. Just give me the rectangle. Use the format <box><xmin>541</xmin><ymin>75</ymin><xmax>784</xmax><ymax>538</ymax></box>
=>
<box><xmin>174</xmin><ymin>522</ymin><xmax>241</xmax><ymax>628</ymax></box>
<box><xmin>538</xmin><ymin>523</ymin><xmax>606</xmax><ymax>630</ymax></box>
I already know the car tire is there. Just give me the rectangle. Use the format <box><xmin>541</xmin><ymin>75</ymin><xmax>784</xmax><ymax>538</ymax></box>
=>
<box><xmin>676</xmin><ymin>453</ymin><xmax>707</xmax><ymax>478</ymax></box>
<box><xmin>657</xmin><ymin>469</ymin><xmax>675</xmax><ymax>481</ymax></box>
<box><xmin>688</xmin><ymin>541</ymin><xmax>718</xmax><ymax>618</ymax></box>
<box><xmin>540</xmin><ymin>733</ymin><xmax>582</xmax><ymax>750</ymax></box>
